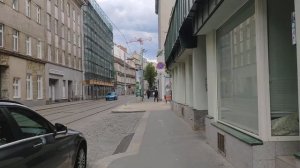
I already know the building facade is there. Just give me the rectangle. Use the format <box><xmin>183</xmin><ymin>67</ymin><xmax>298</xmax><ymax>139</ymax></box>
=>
<box><xmin>45</xmin><ymin>0</ymin><xmax>85</xmax><ymax>103</ymax></box>
<box><xmin>0</xmin><ymin>0</ymin><xmax>47</xmax><ymax>106</ymax></box>
<box><xmin>113</xmin><ymin>44</ymin><xmax>136</xmax><ymax>95</ymax></box>
<box><xmin>82</xmin><ymin>0</ymin><xmax>114</xmax><ymax>99</ymax></box>
<box><xmin>155</xmin><ymin>0</ymin><xmax>175</xmax><ymax>100</ymax></box>
<box><xmin>164</xmin><ymin>0</ymin><xmax>300</xmax><ymax>168</ymax></box>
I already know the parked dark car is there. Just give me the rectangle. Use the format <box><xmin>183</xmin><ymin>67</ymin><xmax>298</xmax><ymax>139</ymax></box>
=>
<box><xmin>0</xmin><ymin>100</ymin><xmax>87</xmax><ymax>168</ymax></box>
<box><xmin>105</xmin><ymin>92</ymin><xmax>118</xmax><ymax>101</ymax></box>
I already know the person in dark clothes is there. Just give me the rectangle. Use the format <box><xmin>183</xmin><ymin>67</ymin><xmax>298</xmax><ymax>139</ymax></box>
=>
<box><xmin>154</xmin><ymin>89</ymin><xmax>159</xmax><ymax>102</ymax></box>
<box><xmin>147</xmin><ymin>89</ymin><xmax>150</xmax><ymax>99</ymax></box>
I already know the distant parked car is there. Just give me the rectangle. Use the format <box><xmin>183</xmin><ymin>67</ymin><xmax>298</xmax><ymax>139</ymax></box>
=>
<box><xmin>0</xmin><ymin>100</ymin><xmax>87</xmax><ymax>168</ymax></box>
<box><xmin>105</xmin><ymin>92</ymin><xmax>118</xmax><ymax>101</ymax></box>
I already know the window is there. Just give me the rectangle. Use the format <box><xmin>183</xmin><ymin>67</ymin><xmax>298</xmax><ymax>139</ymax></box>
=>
<box><xmin>67</xmin><ymin>30</ymin><xmax>71</xmax><ymax>42</ymax></box>
<box><xmin>13</xmin><ymin>30</ymin><xmax>18</xmax><ymax>52</ymax></box>
<box><xmin>7</xmin><ymin>107</ymin><xmax>51</xmax><ymax>138</ymax></box>
<box><xmin>12</xmin><ymin>0</ymin><xmax>18</xmax><ymax>10</ymax></box>
<box><xmin>54</xmin><ymin>19</ymin><xmax>58</xmax><ymax>34</ymax></box>
<box><xmin>72</xmin><ymin>9</ymin><xmax>75</xmax><ymax>21</ymax></box>
<box><xmin>13</xmin><ymin>78</ymin><xmax>20</xmax><ymax>98</ymax></box>
<box><xmin>25</xmin><ymin>36</ymin><xmax>31</xmax><ymax>56</ymax></box>
<box><xmin>37</xmin><ymin>41</ymin><xmax>42</xmax><ymax>59</ymax></box>
<box><xmin>73</xmin><ymin>57</ymin><xmax>76</xmax><ymax>69</ymax></box>
<box><xmin>67</xmin><ymin>3</ymin><xmax>70</xmax><ymax>16</ymax></box>
<box><xmin>73</xmin><ymin>33</ymin><xmax>76</xmax><ymax>44</ymax></box>
<box><xmin>78</xmin><ymin>35</ymin><xmax>81</xmax><ymax>47</ymax></box>
<box><xmin>55</xmin><ymin>48</ymin><xmax>59</xmax><ymax>63</ymax></box>
<box><xmin>75</xmin><ymin>81</ymin><xmax>78</xmax><ymax>96</ymax></box>
<box><xmin>25</xmin><ymin>0</ymin><xmax>31</xmax><ymax>17</ymax></box>
<box><xmin>37</xmin><ymin>76</ymin><xmax>43</xmax><ymax>99</ymax></box>
<box><xmin>62</xmin><ymin>51</ymin><xmax>65</xmax><ymax>65</ymax></box>
<box><xmin>47</xmin><ymin>14</ymin><xmax>51</xmax><ymax>30</ymax></box>
<box><xmin>62</xmin><ymin>80</ymin><xmax>66</xmax><ymax>98</ymax></box>
<box><xmin>0</xmin><ymin>113</ymin><xmax>14</xmax><ymax>145</ymax></box>
<box><xmin>217</xmin><ymin>1</ymin><xmax>257</xmax><ymax>134</ymax></box>
<box><xmin>61</xmin><ymin>26</ymin><xmax>65</xmax><ymax>38</ymax></box>
<box><xmin>68</xmin><ymin>55</ymin><xmax>71</xmax><ymax>67</ymax></box>
<box><xmin>36</xmin><ymin>6</ymin><xmax>41</xmax><ymax>23</ymax></box>
<box><xmin>47</xmin><ymin>0</ymin><xmax>51</xmax><ymax>14</ymax></box>
<box><xmin>0</xmin><ymin>24</ymin><xmax>3</xmax><ymax>48</ymax></box>
<box><xmin>268</xmin><ymin>0</ymin><xmax>299</xmax><ymax>136</ymax></box>
<box><xmin>48</xmin><ymin>45</ymin><xmax>51</xmax><ymax>61</ymax></box>
<box><xmin>61</xmin><ymin>0</ymin><xmax>64</xmax><ymax>12</ymax></box>
<box><xmin>26</xmin><ymin>74</ymin><xmax>32</xmax><ymax>100</ymax></box>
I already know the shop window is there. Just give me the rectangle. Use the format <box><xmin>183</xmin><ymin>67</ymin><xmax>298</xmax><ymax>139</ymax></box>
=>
<box><xmin>217</xmin><ymin>0</ymin><xmax>258</xmax><ymax>134</ymax></box>
<box><xmin>268</xmin><ymin>0</ymin><xmax>298</xmax><ymax>136</ymax></box>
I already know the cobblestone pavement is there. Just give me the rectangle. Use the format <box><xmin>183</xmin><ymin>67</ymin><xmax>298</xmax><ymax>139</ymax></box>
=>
<box><xmin>35</xmin><ymin>96</ymin><xmax>143</xmax><ymax>168</ymax></box>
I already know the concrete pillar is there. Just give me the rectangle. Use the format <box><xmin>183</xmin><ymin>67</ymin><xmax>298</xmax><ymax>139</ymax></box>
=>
<box><xmin>295</xmin><ymin>0</ymin><xmax>300</xmax><ymax>128</ymax></box>
<box><xmin>193</xmin><ymin>36</ymin><xmax>208</xmax><ymax>111</ymax></box>
<box><xmin>185</xmin><ymin>55</ymin><xmax>193</xmax><ymax>107</ymax></box>
<box><xmin>206</xmin><ymin>32</ymin><xmax>218</xmax><ymax>118</ymax></box>
<box><xmin>185</xmin><ymin>58</ymin><xmax>191</xmax><ymax>106</ymax></box>
<box><xmin>178</xmin><ymin>63</ymin><xmax>186</xmax><ymax>104</ymax></box>
<box><xmin>189</xmin><ymin>56</ymin><xmax>193</xmax><ymax>107</ymax></box>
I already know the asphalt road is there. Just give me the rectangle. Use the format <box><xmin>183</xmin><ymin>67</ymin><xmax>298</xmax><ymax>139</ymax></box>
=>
<box><xmin>35</xmin><ymin>96</ymin><xmax>143</xmax><ymax>168</ymax></box>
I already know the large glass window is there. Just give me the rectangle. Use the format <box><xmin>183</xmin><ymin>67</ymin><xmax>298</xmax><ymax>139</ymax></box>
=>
<box><xmin>217</xmin><ymin>1</ymin><xmax>258</xmax><ymax>134</ymax></box>
<box><xmin>268</xmin><ymin>0</ymin><xmax>298</xmax><ymax>136</ymax></box>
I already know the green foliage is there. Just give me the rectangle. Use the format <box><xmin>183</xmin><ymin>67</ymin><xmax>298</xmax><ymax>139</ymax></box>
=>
<box><xmin>144</xmin><ymin>63</ymin><xmax>157</xmax><ymax>88</ymax></box>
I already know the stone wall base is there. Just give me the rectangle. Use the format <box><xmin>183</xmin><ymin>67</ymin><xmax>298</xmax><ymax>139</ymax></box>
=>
<box><xmin>205</xmin><ymin>117</ymin><xmax>300</xmax><ymax>168</ymax></box>
<box><xmin>171</xmin><ymin>101</ymin><xmax>207</xmax><ymax>131</ymax></box>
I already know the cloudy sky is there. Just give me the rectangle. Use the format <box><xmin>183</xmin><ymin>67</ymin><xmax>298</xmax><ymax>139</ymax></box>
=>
<box><xmin>96</xmin><ymin>0</ymin><xmax>158</xmax><ymax>61</ymax></box>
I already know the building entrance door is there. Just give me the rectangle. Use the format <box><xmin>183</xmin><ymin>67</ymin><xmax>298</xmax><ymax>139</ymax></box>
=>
<box><xmin>68</xmin><ymin>80</ymin><xmax>73</xmax><ymax>100</ymax></box>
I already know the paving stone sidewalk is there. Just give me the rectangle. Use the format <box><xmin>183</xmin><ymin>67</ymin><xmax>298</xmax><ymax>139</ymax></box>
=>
<box><xmin>94</xmin><ymin>101</ymin><xmax>234</xmax><ymax>168</ymax></box>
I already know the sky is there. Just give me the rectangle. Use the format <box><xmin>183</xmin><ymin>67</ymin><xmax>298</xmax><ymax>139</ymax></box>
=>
<box><xmin>96</xmin><ymin>0</ymin><xmax>158</xmax><ymax>62</ymax></box>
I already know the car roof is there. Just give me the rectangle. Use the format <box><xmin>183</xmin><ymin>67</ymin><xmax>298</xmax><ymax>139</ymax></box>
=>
<box><xmin>0</xmin><ymin>100</ymin><xmax>23</xmax><ymax>106</ymax></box>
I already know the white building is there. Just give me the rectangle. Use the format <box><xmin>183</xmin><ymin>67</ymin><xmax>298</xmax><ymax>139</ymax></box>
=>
<box><xmin>164</xmin><ymin>0</ymin><xmax>300</xmax><ymax>168</ymax></box>
<box><xmin>155</xmin><ymin>0</ymin><xmax>175</xmax><ymax>100</ymax></box>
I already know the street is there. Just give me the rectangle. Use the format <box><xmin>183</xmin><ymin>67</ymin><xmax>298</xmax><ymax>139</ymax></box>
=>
<box><xmin>33</xmin><ymin>96</ymin><xmax>143</xmax><ymax>168</ymax></box>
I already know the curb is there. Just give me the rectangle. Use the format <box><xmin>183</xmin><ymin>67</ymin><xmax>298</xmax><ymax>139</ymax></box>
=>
<box><xmin>92</xmin><ymin>111</ymin><xmax>150</xmax><ymax>168</ymax></box>
<box><xmin>111</xmin><ymin>110</ymin><xmax>146</xmax><ymax>113</ymax></box>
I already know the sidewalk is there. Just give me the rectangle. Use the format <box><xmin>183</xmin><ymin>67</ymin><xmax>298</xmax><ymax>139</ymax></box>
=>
<box><xmin>94</xmin><ymin>101</ymin><xmax>234</xmax><ymax>168</ymax></box>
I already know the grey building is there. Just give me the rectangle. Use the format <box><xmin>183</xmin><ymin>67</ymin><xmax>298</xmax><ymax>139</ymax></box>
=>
<box><xmin>45</xmin><ymin>0</ymin><xmax>86</xmax><ymax>103</ymax></box>
<box><xmin>82</xmin><ymin>0</ymin><xmax>114</xmax><ymax>99</ymax></box>
<box><xmin>163</xmin><ymin>0</ymin><xmax>300</xmax><ymax>168</ymax></box>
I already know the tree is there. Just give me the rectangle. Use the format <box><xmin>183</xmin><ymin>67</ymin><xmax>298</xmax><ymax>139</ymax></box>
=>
<box><xmin>144</xmin><ymin>63</ymin><xmax>157</xmax><ymax>89</ymax></box>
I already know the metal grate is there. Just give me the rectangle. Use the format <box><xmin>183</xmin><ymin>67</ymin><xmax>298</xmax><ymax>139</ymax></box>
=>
<box><xmin>217</xmin><ymin>133</ymin><xmax>225</xmax><ymax>155</ymax></box>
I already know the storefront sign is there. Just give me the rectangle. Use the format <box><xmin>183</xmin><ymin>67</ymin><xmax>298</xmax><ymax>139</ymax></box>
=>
<box><xmin>49</xmin><ymin>69</ymin><xmax>64</xmax><ymax>76</ymax></box>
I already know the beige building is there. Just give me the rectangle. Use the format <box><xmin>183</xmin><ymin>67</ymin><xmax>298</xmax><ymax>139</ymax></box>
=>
<box><xmin>0</xmin><ymin>0</ymin><xmax>85</xmax><ymax>106</ymax></box>
<box><xmin>114</xmin><ymin>44</ymin><xmax>136</xmax><ymax>95</ymax></box>
<box><xmin>0</xmin><ymin>0</ymin><xmax>47</xmax><ymax>106</ymax></box>
<box><xmin>44</xmin><ymin>0</ymin><xmax>85</xmax><ymax>103</ymax></box>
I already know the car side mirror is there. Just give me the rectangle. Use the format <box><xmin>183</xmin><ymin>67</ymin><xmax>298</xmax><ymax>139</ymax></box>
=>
<box><xmin>54</xmin><ymin>123</ymin><xmax>67</xmax><ymax>135</ymax></box>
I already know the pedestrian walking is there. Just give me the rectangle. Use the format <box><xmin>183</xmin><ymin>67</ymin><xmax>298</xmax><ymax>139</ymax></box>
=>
<box><xmin>154</xmin><ymin>89</ymin><xmax>158</xmax><ymax>102</ymax></box>
<box><xmin>147</xmin><ymin>89</ymin><xmax>150</xmax><ymax>99</ymax></box>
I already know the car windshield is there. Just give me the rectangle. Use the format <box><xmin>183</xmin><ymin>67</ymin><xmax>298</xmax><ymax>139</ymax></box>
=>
<box><xmin>107</xmin><ymin>93</ymin><xmax>112</xmax><ymax>95</ymax></box>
